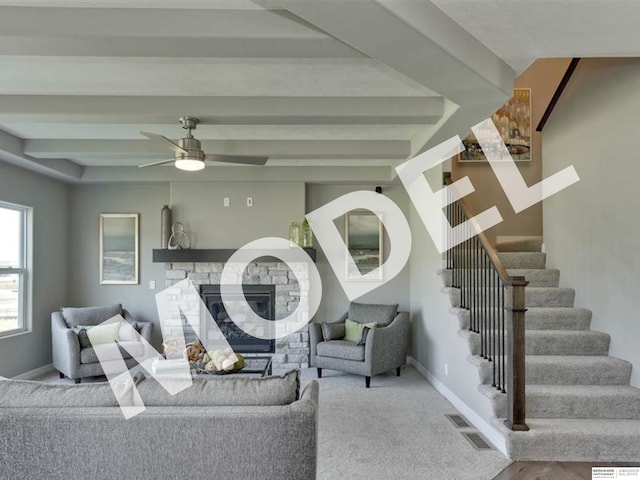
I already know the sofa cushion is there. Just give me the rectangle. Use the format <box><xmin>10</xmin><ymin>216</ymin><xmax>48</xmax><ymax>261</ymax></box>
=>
<box><xmin>317</xmin><ymin>340</ymin><xmax>365</xmax><ymax>361</ymax></box>
<box><xmin>0</xmin><ymin>378</ymin><xmax>119</xmax><ymax>407</ymax></box>
<box><xmin>321</xmin><ymin>322</ymin><xmax>345</xmax><ymax>341</ymax></box>
<box><xmin>62</xmin><ymin>304</ymin><xmax>123</xmax><ymax>328</ymax></box>
<box><xmin>349</xmin><ymin>302</ymin><xmax>398</xmax><ymax>327</ymax></box>
<box><xmin>137</xmin><ymin>369</ymin><xmax>300</xmax><ymax>406</ymax></box>
<box><xmin>80</xmin><ymin>341</ymin><xmax>144</xmax><ymax>364</ymax></box>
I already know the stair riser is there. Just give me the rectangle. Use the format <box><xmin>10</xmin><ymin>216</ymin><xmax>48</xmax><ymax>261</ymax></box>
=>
<box><xmin>447</xmin><ymin>287</ymin><xmax>576</xmax><ymax>308</ymax></box>
<box><xmin>451</xmin><ymin>308</ymin><xmax>592</xmax><ymax>331</ymax></box>
<box><xmin>527</xmin><ymin>395</ymin><xmax>640</xmax><ymax>420</ymax></box>
<box><xmin>464</xmin><ymin>332</ymin><xmax>610</xmax><ymax>356</ymax></box>
<box><xmin>495</xmin><ymin>236</ymin><xmax>543</xmax><ymax>252</ymax></box>
<box><xmin>507</xmin><ymin>434</ymin><xmax>640</xmax><ymax>462</ymax></box>
<box><xmin>498</xmin><ymin>252</ymin><xmax>547</xmax><ymax>269</ymax></box>
<box><xmin>507</xmin><ymin>269</ymin><xmax>560</xmax><ymax>287</ymax></box>
<box><xmin>527</xmin><ymin>363</ymin><xmax>631</xmax><ymax>385</ymax></box>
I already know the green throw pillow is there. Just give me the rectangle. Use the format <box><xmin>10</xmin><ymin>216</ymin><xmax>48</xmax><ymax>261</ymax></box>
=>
<box><xmin>344</xmin><ymin>319</ymin><xmax>377</xmax><ymax>343</ymax></box>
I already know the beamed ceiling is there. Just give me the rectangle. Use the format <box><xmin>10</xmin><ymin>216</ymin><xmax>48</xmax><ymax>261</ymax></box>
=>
<box><xmin>0</xmin><ymin>0</ymin><xmax>637</xmax><ymax>183</ymax></box>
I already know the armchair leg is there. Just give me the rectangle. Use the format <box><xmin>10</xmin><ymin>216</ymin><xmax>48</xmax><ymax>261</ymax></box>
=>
<box><xmin>74</xmin><ymin>378</ymin><xmax>81</xmax><ymax>384</ymax></box>
<box><xmin>317</xmin><ymin>368</ymin><xmax>322</xmax><ymax>379</ymax></box>
<box><xmin>365</xmin><ymin>376</ymin><xmax>371</xmax><ymax>388</ymax></box>
<box><xmin>396</xmin><ymin>367</ymin><xmax>401</xmax><ymax>377</ymax></box>
<box><xmin>59</xmin><ymin>372</ymin><xmax>65</xmax><ymax>379</ymax></box>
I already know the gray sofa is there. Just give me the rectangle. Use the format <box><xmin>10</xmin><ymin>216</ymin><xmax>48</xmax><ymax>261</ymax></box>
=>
<box><xmin>0</xmin><ymin>370</ymin><xmax>318</xmax><ymax>480</ymax></box>
<box><xmin>309</xmin><ymin>302</ymin><xmax>410</xmax><ymax>388</ymax></box>
<box><xmin>52</xmin><ymin>304</ymin><xmax>153</xmax><ymax>383</ymax></box>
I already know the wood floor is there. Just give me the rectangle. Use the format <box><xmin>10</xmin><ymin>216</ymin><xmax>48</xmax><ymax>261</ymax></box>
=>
<box><xmin>492</xmin><ymin>462</ymin><xmax>639</xmax><ymax>480</ymax></box>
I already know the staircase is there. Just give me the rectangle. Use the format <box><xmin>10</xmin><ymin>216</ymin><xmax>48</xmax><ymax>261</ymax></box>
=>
<box><xmin>442</xmin><ymin>236</ymin><xmax>640</xmax><ymax>461</ymax></box>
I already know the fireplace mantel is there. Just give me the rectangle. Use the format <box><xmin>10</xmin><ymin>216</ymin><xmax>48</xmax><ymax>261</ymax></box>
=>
<box><xmin>152</xmin><ymin>248</ymin><xmax>316</xmax><ymax>263</ymax></box>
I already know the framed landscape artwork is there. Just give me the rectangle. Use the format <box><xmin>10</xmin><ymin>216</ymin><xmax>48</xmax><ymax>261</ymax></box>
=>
<box><xmin>345</xmin><ymin>211</ymin><xmax>383</xmax><ymax>280</ymax></box>
<box><xmin>100</xmin><ymin>213</ymin><xmax>139</xmax><ymax>285</ymax></box>
<box><xmin>460</xmin><ymin>88</ymin><xmax>532</xmax><ymax>162</ymax></box>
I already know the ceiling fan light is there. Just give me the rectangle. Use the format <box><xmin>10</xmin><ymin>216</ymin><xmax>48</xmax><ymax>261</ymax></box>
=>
<box><xmin>175</xmin><ymin>158</ymin><xmax>205</xmax><ymax>171</ymax></box>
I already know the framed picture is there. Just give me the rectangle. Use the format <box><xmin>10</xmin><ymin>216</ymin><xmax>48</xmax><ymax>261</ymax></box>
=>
<box><xmin>345</xmin><ymin>211</ymin><xmax>383</xmax><ymax>280</ymax></box>
<box><xmin>460</xmin><ymin>88</ymin><xmax>531</xmax><ymax>162</ymax></box>
<box><xmin>100</xmin><ymin>213</ymin><xmax>139</xmax><ymax>285</ymax></box>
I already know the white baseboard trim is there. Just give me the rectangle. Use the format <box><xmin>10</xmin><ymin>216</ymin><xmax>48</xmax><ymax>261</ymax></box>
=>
<box><xmin>407</xmin><ymin>356</ymin><xmax>508</xmax><ymax>456</ymax></box>
<box><xmin>13</xmin><ymin>363</ymin><xmax>54</xmax><ymax>380</ymax></box>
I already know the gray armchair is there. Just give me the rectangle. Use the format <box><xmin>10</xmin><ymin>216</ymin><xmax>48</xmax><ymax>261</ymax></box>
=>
<box><xmin>309</xmin><ymin>302</ymin><xmax>409</xmax><ymax>388</ymax></box>
<box><xmin>52</xmin><ymin>304</ymin><xmax>153</xmax><ymax>383</ymax></box>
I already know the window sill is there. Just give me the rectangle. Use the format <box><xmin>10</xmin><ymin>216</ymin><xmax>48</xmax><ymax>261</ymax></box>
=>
<box><xmin>0</xmin><ymin>328</ymin><xmax>31</xmax><ymax>341</ymax></box>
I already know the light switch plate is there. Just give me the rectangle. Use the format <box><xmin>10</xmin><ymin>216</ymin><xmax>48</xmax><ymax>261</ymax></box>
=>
<box><xmin>247</xmin><ymin>197</ymin><xmax>254</xmax><ymax>207</ymax></box>
<box><xmin>224</xmin><ymin>197</ymin><xmax>230</xmax><ymax>207</ymax></box>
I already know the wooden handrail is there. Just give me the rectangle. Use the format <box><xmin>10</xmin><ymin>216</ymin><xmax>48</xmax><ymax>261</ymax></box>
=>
<box><xmin>536</xmin><ymin>58</ymin><xmax>580</xmax><ymax>132</ymax></box>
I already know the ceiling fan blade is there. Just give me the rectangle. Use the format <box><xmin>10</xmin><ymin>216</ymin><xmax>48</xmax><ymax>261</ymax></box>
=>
<box><xmin>140</xmin><ymin>131</ymin><xmax>188</xmax><ymax>155</ymax></box>
<box><xmin>138</xmin><ymin>159</ymin><xmax>175</xmax><ymax>168</ymax></box>
<box><xmin>204</xmin><ymin>154</ymin><xmax>268</xmax><ymax>166</ymax></box>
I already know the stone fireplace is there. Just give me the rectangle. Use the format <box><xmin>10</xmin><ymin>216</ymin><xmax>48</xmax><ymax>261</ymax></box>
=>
<box><xmin>164</xmin><ymin>261</ymin><xmax>310</xmax><ymax>370</ymax></box>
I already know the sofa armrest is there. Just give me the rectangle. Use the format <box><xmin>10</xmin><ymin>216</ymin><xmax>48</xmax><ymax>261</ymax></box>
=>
<box><xmin>51</xmin><ymin>312</ymin><xmax>81</xmax><ymax>378</ymax></box>
<box><xmin>122</xmin><ymin>309</ymin><xmax>153</xmax><ymax>343</ymax></box>
<box><xmin>365</xmin><ymin>311</ymin><xmax>410</xmax><ymax>376</ymax></box>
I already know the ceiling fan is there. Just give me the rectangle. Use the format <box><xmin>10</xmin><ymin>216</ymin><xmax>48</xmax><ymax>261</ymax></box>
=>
<box><xmin>138</xmin><ymin>117</ymin><xmax>268</xmax><ymax>171</ymax></box>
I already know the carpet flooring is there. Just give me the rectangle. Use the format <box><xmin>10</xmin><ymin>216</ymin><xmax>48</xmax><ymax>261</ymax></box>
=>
<box><xmin>40</xmin><ymin>366</ymin><xmax>510</xmax><ymax>479</ymax></box>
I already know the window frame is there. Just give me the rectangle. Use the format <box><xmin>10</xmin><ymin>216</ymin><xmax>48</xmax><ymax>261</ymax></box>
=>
<box><xmin>0</xmin><ymin>201</ymin><xmax>32</xmax><ymax>338</ymax></box>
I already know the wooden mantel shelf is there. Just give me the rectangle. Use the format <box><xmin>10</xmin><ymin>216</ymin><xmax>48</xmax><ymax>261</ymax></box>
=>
<box><xmin>152</xmin><ymin>248</ymin><xmax>317</xmax><ymax>263</ymax></box>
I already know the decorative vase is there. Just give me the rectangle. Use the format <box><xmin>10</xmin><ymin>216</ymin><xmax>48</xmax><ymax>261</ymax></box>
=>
<box><xmin>160</xmin><ymin>205</ymin><xmax>172</xmax><ymax>249</ymax></box>
<box><xmin>302</xmin><ymin>218</ymin><xmax>313</xmax><ymax>248</ymax></box>
<box><xmin>289</xmin><ymin>221</ymin><xmax>300</xmax><ymax>248</ymax></box>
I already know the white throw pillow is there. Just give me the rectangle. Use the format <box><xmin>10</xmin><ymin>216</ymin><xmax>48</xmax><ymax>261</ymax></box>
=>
<box><xmin>86</xmin><ymin>321</ymin><xmax>121</xmax><ymax>345</ymax></box>
<box><xmin>118</xmin><ymin>321</ymin><xmax>138</xmax><ymax>341</ymax></box>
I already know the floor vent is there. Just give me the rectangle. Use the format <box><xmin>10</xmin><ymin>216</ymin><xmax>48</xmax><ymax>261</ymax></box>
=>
<box><xmin>461</xmin><ymin>432</ymin><xmax>493</xmax><ymax>451</ymax></box>
<box><xmin>445</xmin><ymin>414</ymin><xmax>471</xmax><ymax>428</ymax></box>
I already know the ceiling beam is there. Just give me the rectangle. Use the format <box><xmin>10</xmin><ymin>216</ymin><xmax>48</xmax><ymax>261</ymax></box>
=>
<box><xmin>0</xmin><ymin>129</ymin><xmax>83</xmax><ymax>181</ymax></box>
<box><xmin>0</xmin><ymin>96</ymin><xmax>444</xmax><ymax>125</ymax></box>
<box><xmin>80</xmin><ymin>165</ymin><xmax>398</xmax><ymax>183</ymax></box>
<box><xmin>24</xmin><ymin>139</ymin><xmax>410</xmax><ymax>160</ymax></box>
<box><xmin>262</xmin><ymin>0</ymin><xmax>514</xmax><ymax>154</ymax></box>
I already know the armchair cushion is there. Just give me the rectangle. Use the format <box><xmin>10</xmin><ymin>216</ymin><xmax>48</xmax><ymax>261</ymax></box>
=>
<box><xmin>317</xmin><ymin>340</ymin><xmax>365</xmax><ymax>362</ymax></box>
<box><xmin>348</xmin><ymin>302</ymin><xmax>398</xmax><ymax>327</ymax></box>
<box><xmin>321</xmin><ymin>322</ymin><xmax>345</xmax><ymax>341</ymax></box>
<box><xmin>80</xmin><ymin>341</ymin><xmax>145</xmax><ymax>364</ymax></box>
<box><xmin>61</xmin><ymin>304</ymin><xmax>122</xmax><ymax>328</ymax></box>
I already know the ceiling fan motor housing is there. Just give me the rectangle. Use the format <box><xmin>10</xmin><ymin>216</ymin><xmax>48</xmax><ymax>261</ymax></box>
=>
<box><xmin>177</xmin><ymin>137</ymin><xmax>205</xmax><ymax>160</ymax></box>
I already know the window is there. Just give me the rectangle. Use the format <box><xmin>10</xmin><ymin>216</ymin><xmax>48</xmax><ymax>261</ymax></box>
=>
<box><xmin>0</xmin><ymin>202</ymin><xmax>31</xmax><ymax>336</ymax></box>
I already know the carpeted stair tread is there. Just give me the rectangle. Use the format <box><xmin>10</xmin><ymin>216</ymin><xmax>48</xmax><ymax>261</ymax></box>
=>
<box><xmin>497</xmin><ymin>252</ymin><xmax>546</xmax><ymax>269</ymax></box>
<box><xmin>526</xmin><ymin>385</ymin><xmax>640</xmax><ymax>419</ymax></box>
<box><xmin>495</xmin><ymin>236</ymin><xmax>543</xmax><ymax>252</ymax></box>
<box><xmin>461</xmin><ymin>330</ymin><xmax>609</xmax><ymax>356</ymax></box>
<box><xmin>524</xmin><ymin>307</ymin><xmax>592</xmax><ymax>330</ymax></box>
<box><xmin>506</xmin><ymin>269</ymin><xmax>560</xmax><ymax>287</ymax></box>
<box><xmin>494</xmin><ymin>417</ymin><xmax>640</xmax><ymax>461</ymax></box>
<box><xmin>526</xmin><ymin>356</ymin><xmax>632</xmax><ymax>385</ymax></box>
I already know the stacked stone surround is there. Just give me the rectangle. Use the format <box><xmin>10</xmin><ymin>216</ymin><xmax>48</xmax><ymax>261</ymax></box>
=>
<box><xmin>164</xmin><ymin>261</ymin><xmax>309</xmax><ymax>370</ymax></box>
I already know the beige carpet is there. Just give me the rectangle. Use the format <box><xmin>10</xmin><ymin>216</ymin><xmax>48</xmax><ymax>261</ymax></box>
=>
<box><xmin>41</xmin><ymin>366</ymin><xmax>510</xmax><ymax>479</ymax></box>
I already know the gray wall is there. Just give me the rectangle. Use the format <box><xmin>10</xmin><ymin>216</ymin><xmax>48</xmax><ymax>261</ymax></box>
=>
<box><xmin>170</xmin><ymin>181</ymin><xmax>305</xmax><ymax>248</ymax></box>
<box><xmin>0</xmin><ymin>161</ymin><xmax>69</xmax><ymax>378</ymax></box>
<box><xmin>305</xmin><ymin>183</ymin><xmax>411</xmax><ymax>323</ymax></box>
<box><xmin>543</xmin><ymin>58</ymin><xmax>640</xmax><ymax>387</ymax></box>
<box><xmin>68</xmin><ymin>183</ymin><xmax>169</xmax><ymax>347</ymax></box>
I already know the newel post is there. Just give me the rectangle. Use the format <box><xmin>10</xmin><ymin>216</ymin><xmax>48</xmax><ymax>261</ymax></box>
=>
<box><xmin>504</xmin><ymin>277</ymin><xmax>529</xmax><ymax>431</ymax></box>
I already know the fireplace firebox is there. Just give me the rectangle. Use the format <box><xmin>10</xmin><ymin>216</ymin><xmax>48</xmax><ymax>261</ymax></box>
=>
<box><xmin>200</xmin><ymin>285</ymin><xmax>276</xmax><ymax>354</ymax></box>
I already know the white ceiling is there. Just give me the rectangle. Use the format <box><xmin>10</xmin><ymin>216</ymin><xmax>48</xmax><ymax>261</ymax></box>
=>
<box><xmin>7</xmin><ymin>0</ymin><xmax>635</xmax><ymax>182</ymax></box>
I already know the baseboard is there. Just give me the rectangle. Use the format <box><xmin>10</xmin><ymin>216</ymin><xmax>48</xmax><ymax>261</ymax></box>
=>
<box><xmin>13</xmin><ymin>363</ymin><xmax>54</xmax><ymax>380</ymax></box>
<box><xmin>407</xmin><ymin>356</ymin><xmax>508</xmax><ymax>456</ymax></box>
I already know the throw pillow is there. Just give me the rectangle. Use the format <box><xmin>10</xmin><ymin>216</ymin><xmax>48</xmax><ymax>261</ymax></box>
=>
<box><xmin>321</xmin><ymin>322</ymin><xmax>345</xmax><ymax>341</ymax></box>
<box><xmin>72</xmin><ymin>327</ymin><xmax>92</xmax><ymax>349</ymax></box>
<box><xmin>85</xmin><ymin>321</ymin><xmax>121</xmax><ymax>345</ymax></box>
<box><xmin>344</xmin><ymin>318</ymin><xmax>377</xmax><ymax>343</ymax></box>
<box><xmin>348</xmin><ymin>302</ymin><xmax>398</xmax><ymax>327</ymax></box>
<box><xmin>118</xmin><ymin>321</ymin><xmax>139</xmax><ymax>341</ymax></box>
